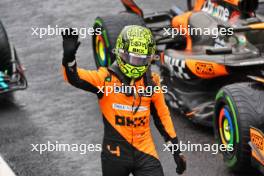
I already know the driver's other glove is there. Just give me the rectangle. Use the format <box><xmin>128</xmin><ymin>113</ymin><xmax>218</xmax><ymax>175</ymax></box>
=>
<box><xmin>62</xmin><ymin>28</ymin><xmax>81</xmax><ymax>65</ymax></box>
<box><xmin>170</xmin><ymin>137</ymin><xmax>186</xmax><ymax>175</ymax></box>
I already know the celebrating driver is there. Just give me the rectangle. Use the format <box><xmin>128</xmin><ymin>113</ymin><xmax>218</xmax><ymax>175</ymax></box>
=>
<box><xmin>61</xmin><ymin>25</ymin><xmax>186</xmax><ymax>176</ymax></box>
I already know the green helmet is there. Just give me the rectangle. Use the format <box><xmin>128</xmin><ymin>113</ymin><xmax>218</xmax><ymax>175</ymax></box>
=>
<box><xmin>114</xmin><ymin>25</ymin><xmax>156</xmax><ymax>79</ymax></box>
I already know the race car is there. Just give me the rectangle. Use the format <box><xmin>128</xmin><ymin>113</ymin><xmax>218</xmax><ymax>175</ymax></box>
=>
<box><xmin>0</xmin><ymin>20</ymin><xmax>27</xmax><ymax>97</ymax></box>
<box><xmin>91</xmin><ymin>0</ymin><xmax>264</xmax><ymax>173</ymax></box>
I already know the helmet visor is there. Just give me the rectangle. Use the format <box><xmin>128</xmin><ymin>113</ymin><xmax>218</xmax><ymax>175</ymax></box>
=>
<box><xmin>118</xmin><ymin>49</ymin><xmax>153</xmax><ymax>66</ymax></box>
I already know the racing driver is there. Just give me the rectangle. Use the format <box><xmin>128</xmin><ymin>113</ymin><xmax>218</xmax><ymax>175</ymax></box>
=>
<box><xmin>61</xmin><ymin>25</ymin><xmax>186</xmax><ymax>176</ymax></box>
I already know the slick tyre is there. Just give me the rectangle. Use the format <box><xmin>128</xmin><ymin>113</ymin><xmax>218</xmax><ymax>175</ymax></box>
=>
<box><xmin>92</xmin><ymin>13</ymin><xmax>145</xmax><ymax>68</ymax></box>
<box><xmin>214</xmin><ymin>82</ymin><xmax>264</xmax><ymax>172</ymax></box>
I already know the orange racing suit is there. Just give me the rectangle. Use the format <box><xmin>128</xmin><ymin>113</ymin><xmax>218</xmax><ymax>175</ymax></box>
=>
<box><xmin>62</xmin><ymin>61</ymin><xmax>177</xmax><ymax>176</ymax></box>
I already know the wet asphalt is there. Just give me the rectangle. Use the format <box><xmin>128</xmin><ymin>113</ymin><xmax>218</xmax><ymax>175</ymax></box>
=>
<box><xmin>0</xmin><ymin>0</ymin><xmax>253</xmax><ymax>176</ymax></box>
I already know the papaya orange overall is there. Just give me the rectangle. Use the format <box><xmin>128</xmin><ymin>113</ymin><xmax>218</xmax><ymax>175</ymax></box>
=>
<box><xmin>62</xmin><ymin>62</ymin><xmax>177</xmax><ymax>176</ymax></box>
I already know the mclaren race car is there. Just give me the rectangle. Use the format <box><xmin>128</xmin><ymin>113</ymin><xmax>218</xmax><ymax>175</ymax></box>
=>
<box><xmin>91</xmin><ymin>0</ymin><xmax>264</xmax><ymax>173</ymax></box>
<box><xmin>0</xmin><ymin>20</ymin><xmax>27</xmax><ymax>96</ymax></box>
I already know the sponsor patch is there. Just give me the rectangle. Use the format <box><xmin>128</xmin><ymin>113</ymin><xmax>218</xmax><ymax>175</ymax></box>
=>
<box><xmin>202</xmin><ymin>0</ymin><xmax>230</xmax><ymax>21</ymax></box>
<box><xmin>112</xmin><ymin>103</ymin><xmax>148</xmax><ymax>112</ymax></box>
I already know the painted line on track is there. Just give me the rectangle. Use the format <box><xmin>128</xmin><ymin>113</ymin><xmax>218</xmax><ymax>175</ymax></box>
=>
<box><xmin>0</xmin><ymin>155</ymin><xmax>16</xmax><ymax>176</ymax></box>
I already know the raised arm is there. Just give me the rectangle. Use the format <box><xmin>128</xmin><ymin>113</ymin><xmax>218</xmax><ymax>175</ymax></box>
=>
<box><xmin>61</xmin><ymin>28</ymin><xmax>108</xmax><ymax>94</ymax></box>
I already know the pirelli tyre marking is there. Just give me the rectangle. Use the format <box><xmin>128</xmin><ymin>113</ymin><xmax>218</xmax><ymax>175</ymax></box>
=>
<box><xmin>164</xmin><ymin>55</ymin><xmax>191</xmax><ymax>80</ymax></box>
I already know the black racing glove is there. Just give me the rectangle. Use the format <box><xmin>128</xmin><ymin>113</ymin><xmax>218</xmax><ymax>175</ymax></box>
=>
<box><xmin>170</xmin><ymin>137</ymin><xmax>186</xmax><ymax>175</ymax></box>
<box><xmin>62</xmin><ymin>28</ymin><xmax>81</xmax><ymax>65</ymax></box>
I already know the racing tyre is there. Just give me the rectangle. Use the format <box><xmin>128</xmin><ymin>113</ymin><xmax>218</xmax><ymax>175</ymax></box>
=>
<box><xmin>214</xmin><ymin>82</ymin><xmax>264</xmax><ymax>172</ymax></box>
<box><xmin>92</xmin><ymin>13</ymin><xmax>145</xmax><ymax>68</ymax></box>
<box><xmin>0</xmin><ymin>20</ymin><xmax>12</xmax><ymax>74</ymax></box>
